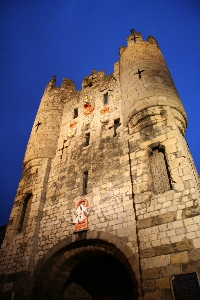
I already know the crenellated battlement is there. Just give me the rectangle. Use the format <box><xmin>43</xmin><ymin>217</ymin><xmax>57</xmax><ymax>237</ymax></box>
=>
<box><xmin>119</xmin><ymin>31</ymin><xmax>159</xmax><ymax>57</ymax></box>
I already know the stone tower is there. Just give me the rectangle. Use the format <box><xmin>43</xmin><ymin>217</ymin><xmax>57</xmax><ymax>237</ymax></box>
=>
<box><xmin>0</xmin><ymin>31</ymin><xmax>200</xmax><ymax>300</ymax></box>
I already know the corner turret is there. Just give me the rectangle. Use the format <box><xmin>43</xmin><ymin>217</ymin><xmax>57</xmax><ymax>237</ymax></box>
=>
<box><xmin>119</xmin><ymin>30</ymin><xmax>187</xmax><ymax>133</ymax></box>
<box><xmin>23</xmin><ymin>76</ymin><xmax>76</xmax><ymax>168</ymax></box>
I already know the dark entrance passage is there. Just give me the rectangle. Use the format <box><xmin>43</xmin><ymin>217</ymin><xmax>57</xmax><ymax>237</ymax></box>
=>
<box><xmin>63</xmin><ymin>255</ymin><xmax>134</xmax><ymax>300</ymax></box>
<box><xmin>29</xmin><ymin>237</ymin><xmax>138</xmax><ymax>300</ymax></box>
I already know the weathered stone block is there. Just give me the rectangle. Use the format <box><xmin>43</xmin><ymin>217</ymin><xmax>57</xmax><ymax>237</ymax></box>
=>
<box><xmin>188</xmin><ymin>248</ymin><xmax>200</xmax><ymax>261</ymax></box>
<box><xmin>176</xmin><ymin>239</ymin><xmax>193</xmax><ymax>252</ymax></box>
<box><xmin>141</xmin><ymin>248</ymin><xmax>156</xmax><ymax>258</ymax></box>
<box><xmin>156</xmin><ymin>277</ymin><xmax>170</xmax><ymax>290</ymax></box>
<box><xmin>163</xmin><ymin>289</ymin><xmax>173</xmax><ymax>300</ymax></box>
<box><xmin>142</xmin><ymin>255</ymin><xmax>170</xmax><ymax>269</ymax></box>
<box><xmin>138</xmin><ymin>217</ymin><xmax>153</xmax><ymax>229</ymax></box>
<box><xmin>193</xmin><ymin>237</ymin><xmax>200</xmax><ymax>249</ymax></box>
<box><xmin>155</xmin><ymin>244</ymin><xmax>175</xmax><ymax>256</ymax></box>
<box><xmin>160</xmin><ymin>264</ymin><xmax>182</xmax><ymax>277</ymax></box>
<box><xmin>143</xmin><ymin>279</ymin><xmax>156</xmax><ymax>291</ymax></box>
<box><xmin>142</xmin><ymin>268</ymin><xmax>160</xmax><ymax>279</ymax></box>
<box><xmin>154</xmin><ymin>212</ymin><xmax>176</xmax><ymax>226</ymax></box>
<box><xmin>182</xmin><ymin>260</ymin><xmax>200</xmax><ymax>273</ymax></box>
<box><xmin>171</xmin><ymin>251</ymin><xmax>189</xmax><ymax>264</ymax></box>
<box><xmin>144</xmin><ymin>291</ymin><xmax>164</xmax><ymax>300</ymax></box>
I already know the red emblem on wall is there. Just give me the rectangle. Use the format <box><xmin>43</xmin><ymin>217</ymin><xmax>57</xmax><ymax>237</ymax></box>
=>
<box><xmin>68</xmin><ymin>121</ymin><xmax>78</xmax><ymax>137</ymax></box>
<box><xmin>100</xmin><ymin>106</ymin><xmax>110</xmax><ymax>123</ymax></box>
<box><xmin>83</xmin><ymin>96</ymin><xmax>94</xmax><ymax>116</ymax></box>
<box><xmin>72</xmin><ymin>199</ymin><xmax>89</xmax><ymax>231</ymax></box>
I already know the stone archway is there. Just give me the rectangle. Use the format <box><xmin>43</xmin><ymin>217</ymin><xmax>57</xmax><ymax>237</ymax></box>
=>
<box><xmin>63</xmin><ymin>254</ymin><xmax>134</xmax><ymax>300</ymax></box>
<box><xmin>27</xmin><ymin>231</ymin><xmax>140</xmax><ymax>300</ymax></box>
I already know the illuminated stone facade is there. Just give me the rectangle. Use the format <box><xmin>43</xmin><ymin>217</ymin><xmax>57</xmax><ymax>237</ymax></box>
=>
<box><xmin>0</xmin><ymin>31</ymin><xmax>200</xmax><ymax>300</ymax></box>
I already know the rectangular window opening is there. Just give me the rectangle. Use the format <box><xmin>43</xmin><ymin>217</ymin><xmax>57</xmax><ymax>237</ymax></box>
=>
<box><xmin>150</xmin><ymin>146</ymin><xmax>172</xmax><ymax>195</ymax></box>
<box><xmin>85</xmin><ymin>133</ymin><xmax>90</xmax><ymax>147</ymax></box>
<box><xmin>114</xmin><ymin>118</ymin><xmax>120</xmax><ymax>125</ymax></box>
<box><xmin>74</xmin><ymin>108</ymin><xmax>78</xmax><ymax>119</ymax></box>
<box><xmin>104</xmin><ymin>92</ymin><xmax>108</xmax><ymax>105</ymax></box>
<box><xmin>113</xmin><ymin>118</ymin><xmax>121</xmax><ymax>137</ymax></box>
<box><xmin>83</xmin><ymin>171</ymin><xmax>88</xmax><ymax>195</ymax></box>
<box><xmin>18</xmin><ymin>193</ymin><xmax>32</xmax><ymax>232</ymax></box>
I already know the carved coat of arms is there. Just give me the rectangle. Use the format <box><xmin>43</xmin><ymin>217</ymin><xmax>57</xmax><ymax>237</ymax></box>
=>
<box><xmin>72</xmin><ymin>199</ymin><xmax>89</xmax><ymax>231</ymax></box>
<box><xmin>100</xmin><ymin>106</ymin><xmax>110</xmax><ymax>123</ymax></box>
<box><xmin>68</xmin><ymin>121</ymin><xmax>77</xmax><ymax>137</ymax></box>
<box><xmin>83</xmin><ymin>96</ymin><xmax>94</xmax><ymax>126</ymax></box>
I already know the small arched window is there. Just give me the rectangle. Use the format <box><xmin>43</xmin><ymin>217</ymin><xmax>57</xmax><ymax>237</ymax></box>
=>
<box><xmin>18</xmin><ymin>193</ymin><xmax>32</xmax><ymax>232</ymax></box>
<box><xmin>150</xmin><ymin>146</ymin><xmax>172</xmax><ymax>194</ymax></box>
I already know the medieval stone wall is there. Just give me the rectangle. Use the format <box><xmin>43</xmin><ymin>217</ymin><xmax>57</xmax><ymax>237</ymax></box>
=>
<box><xmin>0</xmin><ymin>31</ymin><xmax>200</xmax><ymax>300</ymax></box>
<box><xmin>128</xmin><ymin>107</ymin><xmax>200</xmax><ymax>299</ymax></box>
<box><xmin>33</xmin><ymin>66</ymin><xmax>141</xmax><ymax>290</ymax></box>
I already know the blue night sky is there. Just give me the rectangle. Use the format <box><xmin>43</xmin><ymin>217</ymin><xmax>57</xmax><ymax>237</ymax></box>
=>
<box><xmin>0</xmin><ymin>1</ymin><xmax>200</xmax><ymax>225</ymax></box>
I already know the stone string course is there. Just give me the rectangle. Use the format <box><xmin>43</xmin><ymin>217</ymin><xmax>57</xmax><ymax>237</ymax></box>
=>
<box><xmin>0</xmin><ymin>31</ymin><xmax>200</xmax><ymax>300</ymax></box>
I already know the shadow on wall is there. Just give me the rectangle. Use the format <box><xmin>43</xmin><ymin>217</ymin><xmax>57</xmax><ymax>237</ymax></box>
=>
<box><xmin>0</xmin><ymin>225</ymin><xmax>7</xmax><ymax>247</ymax></box>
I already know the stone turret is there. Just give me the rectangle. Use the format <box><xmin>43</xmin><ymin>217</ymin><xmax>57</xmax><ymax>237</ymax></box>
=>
<box><xmin>119</xmin><ymin>31</ymin><xmax>187</xmax><ymax>134</ymax></box>
<box><xmin>23</xmin><ymin>76</ymin><xmax>76</xmax><ymax>168</ymax></box>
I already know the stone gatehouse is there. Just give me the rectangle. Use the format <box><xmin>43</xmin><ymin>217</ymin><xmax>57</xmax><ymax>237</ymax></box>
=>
<box><xmin>0</xmin><ymin>30</ymin><xmax>200</xmax><ymax>300</ymax></box>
